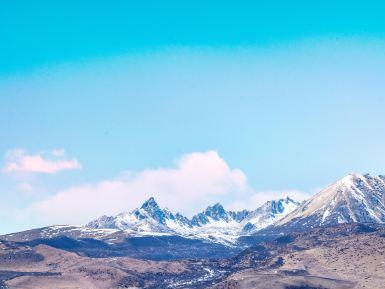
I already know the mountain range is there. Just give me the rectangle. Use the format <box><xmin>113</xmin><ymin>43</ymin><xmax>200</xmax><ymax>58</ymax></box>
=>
<box><xmin>86</xmin><ymin>195</ymin><xmax>299</xmax><ymax>245</ymax></box>
<box><xmin>85</xmin><ymin>173</ymin><xmax>385</xmax><ymax>240</ymax></box>
<box><xmin>2</xmin><ymin>173</ymin><xmax>385</xmax><ymax>257</ymax></box>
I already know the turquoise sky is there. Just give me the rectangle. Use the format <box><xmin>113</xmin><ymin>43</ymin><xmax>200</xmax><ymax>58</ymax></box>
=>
<box><xmin>1</xmin><ymin>1</ymin><xmax>385</xmax><ymax>234</ymax></box>
<box><xmin>2</xmin><ymin>1</ymin><xmax>385</xmax><ymax>74</ymax></box>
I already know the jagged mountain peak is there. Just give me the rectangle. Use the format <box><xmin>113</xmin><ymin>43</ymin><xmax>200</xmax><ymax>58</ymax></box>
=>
<box><xmin>205</xmin><ymin>202</ymin><xmax>226</xmax><ymax>215</ymax></box>
<box><xmin>277</xmin><ymin>173</ymin><xmax>385</xmax><ymax>229</ymax></box>
<box><xmin>211</xmin><ymin>202</ymin><xmax>224</xmax><ymax>209</ymax></box>
<box><xmin>190</xmin><ymin>202</ymin><xmax>232</xmax><ymax>226</ymax></box>
<box><xmin>136</xmin><ymin>197</ymin><xmax>171</xmax><ymax>225</ymax></box>
<box><xmin>284</xmin><ymin>196</ymin><xmax>296</xmax><ymax>203</ymax></box>
<box><xmin>140</xmin><ymin>196</ymin><xmax>160</xmax><ymax>210</ymax></box>
<box><xmin>337</xmin><ymin>172</ymin><xmax>367</xmax><ymax>186</ymax></box>
<box><xmin>336</xmin><ymin>173</ymin><xmax>385</xmax><ymax>187</ymax></box>
<box><xmin>241</xmin><ymin>197</ymin><xmax>299</xmax><ymax>232</ymax></box>
<box><xmin>206</xmin><ymin>203</ymin><xmax>230</xmax><ymax>222</ymax></box>
<box><xmin>259</xmin><ymin>197</ymin><xmax>299</xmax><ymax>214</ymax></box>
<box><xmin>86</xmin><ymin>195</ymin><xmax>300</xmax><ymax>244</ymax></box>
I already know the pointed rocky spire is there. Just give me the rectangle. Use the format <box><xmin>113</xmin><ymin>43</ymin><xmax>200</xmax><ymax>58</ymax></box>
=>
<box><xmin>139</xmin><ymin>197</ymin><xmax>167</xmax><ymax>225</ymax></box>
<box><xmin>204</xmin><ymin>202</ymin><xmax>229</xmax><ymax>221</ymax></box>
<box><xmin>141</xmin><ymin>197</ymin><xmax>159</xmax><ymax>210</ymax></box>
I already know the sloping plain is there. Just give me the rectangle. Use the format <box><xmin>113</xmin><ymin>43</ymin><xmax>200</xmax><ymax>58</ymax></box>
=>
<box><xmin>1</xmin><ymin>224</ymin><xmax>385</xmax><ymax>289</ymax></box>
<box><xmin>212</xmin><ymin>224</ymin><xmax>385</xmax><ymax>289</ymax></box>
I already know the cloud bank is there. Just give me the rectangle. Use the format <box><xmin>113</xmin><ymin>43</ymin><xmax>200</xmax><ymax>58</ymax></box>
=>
<box><xmin>19</xmin><ymin>151</ymin><xmax>311</xmax><ymax>227</ymax></box>
<box><xmin>2</xmin><ymin>149</ymin><xmax>82</xmax><ymax>174</ymax></box>
<box><xmin>27</xmin><ymin>151</ymin><xmax>252</xmax><ymax>225</ymax></box>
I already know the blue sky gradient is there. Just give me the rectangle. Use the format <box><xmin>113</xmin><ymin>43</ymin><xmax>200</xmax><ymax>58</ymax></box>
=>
<box><xmin>2</xmin><ymin>1</ymin><xmax>385</xmax><ymax>74</ymax></box>
<box><xmin>1</xmin><ymin>1</ymin><xmax>385</xmax><ymax>233</ymax></box>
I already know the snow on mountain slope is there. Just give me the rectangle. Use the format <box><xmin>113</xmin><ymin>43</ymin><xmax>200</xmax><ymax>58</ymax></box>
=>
<box><xmin>86</xmin><ymin>196</ymin><xmax>299</xmax><ymax>245</ymax></box>
<box><xmin>181</xmin><ymin>203</ymin><xmax>246</xmax><ymax>244</ymax></box>
<box><xmin>242</xmin><ymin>197</ymin><xmax>299</xmax><ymax>232</ymax></box>
<box><xmin>87</xmin><ymin>197</ymin><xmax>182</xmax><ymax>234</ymax></box>
<box><xmin>5</xmin><ymin>173</ymin><xmax>385</xmax><ymax>248</ymax></box>
<box><xmin>277</xmin><ymin>173</ymin><xmax>385</xmax><ymax>229</ymax></box>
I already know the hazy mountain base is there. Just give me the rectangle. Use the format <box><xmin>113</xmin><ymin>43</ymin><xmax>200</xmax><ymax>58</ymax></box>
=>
<box><xmin>1</xmin><ymin>223</ymin><xmax>279</xmax><ymax>261</ymax></box>
<box><xmin>1</xmin><ymin>224</ymin><xmax>385</xmax><ymax>289</ymax></box>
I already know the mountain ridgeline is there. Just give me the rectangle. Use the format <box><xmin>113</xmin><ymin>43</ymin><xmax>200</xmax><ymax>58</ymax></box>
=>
<box><xmin>86</xmin><ymin>196</ymin><xmax>299</xmax><ymax>244</ymax></box>
<box><xmin>86</xmin><ymin>173</ymin><xmax>385</xmax><ymax>239</ymax></box>
<box><xmin>2</xmin><ymin>173</ymin><xmax>385</xmax><ymax>261</ymax></box>
<box><xmin>275</xmin><ymin>173</ymin><xmax>385</xmax><ymax>231</ymax></box>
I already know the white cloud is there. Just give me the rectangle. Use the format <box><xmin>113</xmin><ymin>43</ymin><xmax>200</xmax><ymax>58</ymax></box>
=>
<box><xmin>2</xmin><ymin>149</ymin><xmax>82</xmax><ymax>174</ymax></box>
<box><xmin>20</xmin><ymin>151</ymin><xmax>312</xmax><ymax>227</ymax></box>
<box><xmin>25</xmin><ymin>151</ymin><xmax>252</xmax><ymax>225</ymax></box>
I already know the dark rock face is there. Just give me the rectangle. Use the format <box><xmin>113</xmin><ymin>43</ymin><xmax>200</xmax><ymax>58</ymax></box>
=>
<box><xmin>191</xmin><ymin>203</ymin><xmax>233</xmax><ymax>226</ymax></box>
<box><xmin>229</xmin><ymin>210</ymin><xmax>250</xmax><ymax>222</ymax></box>
<box><xmin>140</xmin><ymin>197</ymin><xmax>168</xmax><ymax>225</ymax></box>
<box><xmin>17</xmin><ymin>235</ymin><xmax>241</xmax><ymax>260</ymax></box>
<box><xmin>191</xmin><ymin>212</ymin><xmax>210</xmax><ymax>226</ymax></box>
<box><xmin>242</xmin><ymin>222</ymin><xmax>256</xmax><ymax>232</ymax></box>
<box><xmin>205</xmin><ymin>203</ymin><xmax>229</xmax><ymax>221</ymax></box>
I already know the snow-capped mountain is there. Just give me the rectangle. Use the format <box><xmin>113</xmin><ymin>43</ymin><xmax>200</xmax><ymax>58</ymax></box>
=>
<box><xmin>86</xmin><ymin>196</ymin><xmax>299</xmax><ymax>244</ymax></box>
<box><xmin>87</xmin><ymin>197</ymin><xmax>183</xmax><ymax>234</ymax></box>
<box><xmin>241</xmin><ymin>197</ymin><xmax>299</xmax><ymax>232</ymax></box>
<box><xmin>4</xmin><ymin>173</ymin><xmax>385</xmax><ymax>253</ymax></box>
<box><xmin>277</xmin><ymin>173</ymin><xmax>385</xmax><ymax>229</ymax></box>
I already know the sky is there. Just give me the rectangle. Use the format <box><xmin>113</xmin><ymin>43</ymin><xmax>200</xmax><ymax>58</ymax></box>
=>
<box><xmin>1</xmin><ymin>1</ymin><xmax>385</xmax><ymax>234</ymax></box>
